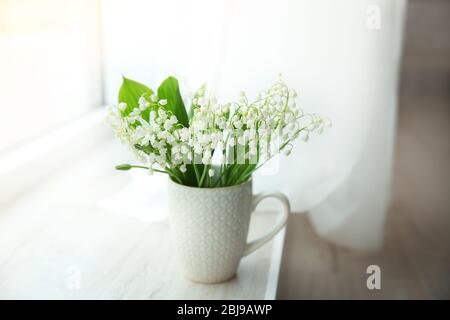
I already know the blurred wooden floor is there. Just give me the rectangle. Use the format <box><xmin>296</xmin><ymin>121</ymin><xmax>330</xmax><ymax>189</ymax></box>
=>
<box><xmin>277</xmin><ymin>96</ymin><xmax>450</xmax><ymax>299</ymax></box>
<box><xmin>277</xmin><ymin>0</ymin><xmax>450</xmax><ymax>299</ymax></box>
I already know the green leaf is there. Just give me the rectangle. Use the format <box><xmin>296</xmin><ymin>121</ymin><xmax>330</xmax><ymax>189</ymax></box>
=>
<box><xmin>118</xmin><ymin>76</ymin><xmax>153</xmax><ymax>116</ymax></box>
<box><xmin>157</xmin><ymin>76</ymin><xmax>189</xmax><ymax>127</ymax></box>
<box><xmin>134</xmin><ymin>143</ymin><xmax>156</xmax><ymax>155</ymax></box>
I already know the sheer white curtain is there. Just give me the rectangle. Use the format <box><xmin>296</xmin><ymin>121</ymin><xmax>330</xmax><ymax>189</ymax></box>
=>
<box><xmin>101</xmin><ymin>0</ymin><xmax>407</xmax><ymax>250</ymax></box>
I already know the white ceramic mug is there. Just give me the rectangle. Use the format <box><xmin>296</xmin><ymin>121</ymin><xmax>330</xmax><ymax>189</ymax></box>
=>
<box><xmin>168</xmin><ymin>178</ymin><xmax>290</xmax><ymax>283</ymax></box>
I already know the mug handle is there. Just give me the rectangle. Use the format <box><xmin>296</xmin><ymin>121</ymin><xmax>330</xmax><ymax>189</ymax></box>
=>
<box><xmin>243</xmin><ymin>192</ymin><xmax>290</xmax><ymax>257</ymax></box>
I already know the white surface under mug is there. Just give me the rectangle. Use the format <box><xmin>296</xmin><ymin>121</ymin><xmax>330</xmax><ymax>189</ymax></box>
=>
<box><xmin>168</xmin><ymin>178</ymin><xmax>290</xmax><ymax>283</ymax></box>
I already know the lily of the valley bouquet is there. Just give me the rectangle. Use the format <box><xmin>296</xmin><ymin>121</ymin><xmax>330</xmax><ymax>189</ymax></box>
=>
<box><xmin>107</xmin><ymin>75</ymin><xmax>329</xmax><ymax>188</ymax></box>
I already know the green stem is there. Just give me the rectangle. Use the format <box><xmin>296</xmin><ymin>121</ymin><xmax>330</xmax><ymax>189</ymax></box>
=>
<box><xmin>193</xmin><ymin>162</ymin><xmax>201</xmax><ymax>185</ymax></box>
<box><xmin>212</xmin><ymin>167</ymin><xmax>228</xmax><ymax>187</ymax></box>
<box><xmin>234</xmin><ymin>164</ymin><xmax>256</xmax><ymax>185</ymax></box>
<box><xmin>165</xmin><ymin>168</ymin><xmax>184</xmax><ymax>184</ymax></box>
<box><xmin>199</xmin><ymin>164</ymin><xmax>209</xmax><ymax>187</ymax></box>
<box><xmin>116</xmin><ymin>164</ymin><xmax>168</xmax><ymax>174</ymax></box>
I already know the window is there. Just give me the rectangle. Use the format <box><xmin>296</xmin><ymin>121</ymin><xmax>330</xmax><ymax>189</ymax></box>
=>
<box><xmin>0</xmin><ymin>0</ymin><xmax>102</xmax><ymax>152</ymax></box>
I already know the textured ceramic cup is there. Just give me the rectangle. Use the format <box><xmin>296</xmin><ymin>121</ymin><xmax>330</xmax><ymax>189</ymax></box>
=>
<box><xmin>168</xmin><ymin>178</ymin><xmax>290</xmax><ymax>283</ymax></box>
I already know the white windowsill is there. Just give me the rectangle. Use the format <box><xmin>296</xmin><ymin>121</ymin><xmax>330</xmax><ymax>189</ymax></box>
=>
<box><xmin>0</xmin><ymin>109</ymin><xmax>286</xmax><ymax>299</ymax></box>
<box><xmin>0</xmin><ymin>108</ymin><xmax>109</xmax><ymax>207</ymax></box>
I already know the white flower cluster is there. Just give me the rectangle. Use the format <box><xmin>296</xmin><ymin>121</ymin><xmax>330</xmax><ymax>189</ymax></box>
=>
<box><xmin>107</xmin><ymin>77</ymin><xmax>329</xmax><ymax>178</ymax></box>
